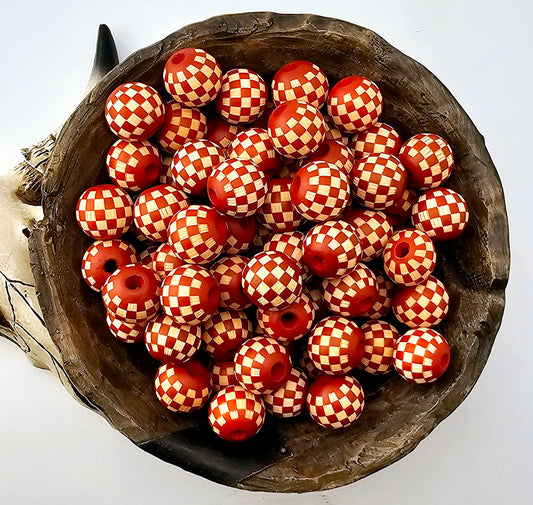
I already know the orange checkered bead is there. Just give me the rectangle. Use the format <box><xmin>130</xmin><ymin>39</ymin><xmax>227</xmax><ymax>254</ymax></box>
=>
<box><xmin>201</xmin><ymin>310</ymin><xmax>253</xmax><ymax>360</ymax></box>
<box><xmin>263</xmin><ymin>231</ymin><xmax>312</xmax><ymax>282</ymax></box>
<box><xmin>360</xmin><ymin>268</ymin><xmax>395</xmax><ymax>320</ymax></box>
<box><xmin>227</xmin><ymin>127</ymin><xmax>282</xmax><ymax>174</ymax></box>
<box><xmin>263</xmin><ymin>367</ymin><xmax>309</xmax><ymax>418</ymax></box>
<box><xmin>323</xmin><ymin>114</ymin><xmax>350</xmax><ymax>146</ymax></box>
<box><xmin>301</xmin><ymin>139</ymin><xmax>355</xmax><ymax>176</ymax></box>
<box><xmin>358</xmin><ymin>320</ymin><xmax>399</xmax><ymax>375</ymax></box>
<box><xmin>209</xmin><ymin>360</ymin><xmax>239</xmax><ymax>392</ymax></box>
<box><xmin>106</xmin><ymin>311</ymin><xmax>147</xmax><ymax>344</ymax></box>
<box><xmin>350</xmin><ymin>122</ymin><xmax>402</xmax><ymax>160</ymax></box>
<box><xmin>151</xmin><ymin>242</ymin><xmax>183</xmax><ymax>281</ymax></box>
<box><xmin>384</xmin><ymin>187</ymin><xmax>418</xmax><ymax>227</ymax></box>
<box><xmin>209</xmin><ymin>255</ymin><xmax>252</xmax><ymax>311</ymax></box>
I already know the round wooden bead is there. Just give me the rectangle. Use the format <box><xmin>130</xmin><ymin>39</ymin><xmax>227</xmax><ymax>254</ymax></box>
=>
<box><xmin>102</xmin><ymin>264</ymin><xmax>161</xmax><ymax>323</ymax></box>
<box><xmin>170</xmin><ymin>139</ymin><xmax>225</xmax><ymax>196</ymax></box>
<box><xmin>138</xmin><ymin>244</ymin><xmax>159</xmax><ymax>269</ymax></box>
<box><xmin>105</xmin><ymin>311</ymin><xmax>147</xmax><ymax>344</ymax></box>
<box><xmin>222</xmin><ymin>213</ymin><xmax>258</xmax><ymax>255</ymax></box>
<box><xmin>227</xmin><ymin>127</ymin><xmax>282</xmax><ymax>174</ymax></box>
<box><xmin>306</xmin><ymin>374</ymin><xmax>365</xmax><ymax>429</ymax></box>
<box><xmin>151</xmin><ymin>242</ymin><xmax>183</xmax><ymax>280</ymax></box>
<box><xmin>411</xmin><ymin>187</ymin><xmax>469</xmax><ymax>241</ymax></box>
<box><xmin>263</xmin><ymin>367</ymin><xmax>309</xmax><ymax>418</ymax></box>
<box><xmin>160</xmin><ymin>264</ymin><xmax>219</xmax><ymax>325</ymax></box>
<box><xmin>349</xmin><ymin>122</ymin><xmax>402</xmax><ymax>160</ymax></box>
<box><xmin>208</xmin><ymin>385</ymin><xmax>265</xmax><ymax>441</ymax></box>
<box><xmin>155</xmin><ymin>102</ymin><xmax>207</xmax><ymax>154</ymax></box>
<box><xmin>384</xmin><ymin>187</ymin><xmax>417</xmax><ymax>226</ymax></box>
<box><xmin>201</xmin><ymin>310</ymin><xmax>253</xmax><ymax>360</ymax></box>
<box><xmin>133</xmin><ymin>184</ymin><xmax>188</xmax><ymax>242</ymax></box>
<box><xmin>297</xmin><ymin>347</ymin><xmax>323</xmax><ymax>380</ymax></box>
<box><xmin>76</xmin><ymin>184</ymin><xmax>134</xmax><ymax>240</ymax></box>
<box><xmin>168</xmin><ymin>205</ymin><xmax>227</xmax><ymax>264</ymax></box>
<box><xmin>392</xmin><ymin>275</ymin><xmax>449</xmax><ymax>328</ymax></box>
<box><xmin>163</xmin><ymin>47</ymin><xmax>222</xmax><ymax>107</ymax></box>
<box><xmin>321</xmin><ymin>264</ymin><xmax>378</xmax><ymax>318</ymax></box>
<box><xmin>323</xmin><ymin>114</ymin><xmax>350</xmax><ymax>145</ymax></box>
<box><xmin>81</xmin><ymin>239</ymin><xmax>138</xmax><ymax>292</ymax></box>
<box><xmin>398</xmin><ymin>133</ymin><xmax>454</xmax><ymax>190</ymax></box>
<box><xmin>106</xmin><ymin>139</ymin><xmax>162</xmax><ymax>192</ymax></box>
<box><xmin>207</xmin><ymin>158</ymin><xmax>268</xmax><ymax>218</ymax></box>
<box><xmin>209</xmin><ymin>360</ymin><xmax>239</xmax><ymax>392</ymax></box>
<box><xmin>358</xmin><ymin>320</ymin><xmax>399</xmax><ymax>375</ymax></box>
<box><xmin>360</xmin><ymin>268</ymin><xmax>395</xmax><ymax>320</ymax></box>
<box><xmin>268</xmin><ymin>100</ymin><xmax>325</xmax><ymax>159</ymax></box>
<box><xmin>241</xmin><ymin>250</ymin><xmax>303</xmax><ymax>310</ymax></box>
<box><xmin>155</xmin><ymin>361</ymin><xmax>212</xmax><ymax>413</ymax></box>
<box><xmin>206</xmin><ymin>117</ymin><xmax>241</xmax><ymax>149</ymax></box>
<box><xmin>303</xmin><ymin>283</ymin><xmax>330</xmax><ymax>322</ymax></box>
<box><xmin>234</xmin><ymin>336</ymin><xmax>292</xmax><ymax>394</ymax></box>
<box><xmin>303</xmin><ymin>220</ymin><xmax>361</xmax><ymax>279</ymax></box>
<box><xmin>307</xmin><ymin>316</ymin><xmax>365</xmax><ymax>375</ymax></box>
<box><xmin>291</xmin><ymin>161</ymin><xmax>350</xmax><ymax>221</ymax></box>
<box><xmin>209</xmin><ymin>255</ymin><xmax>252</xmax><ymax>311</ymax></box>
<box><xmin>215</xmin><ymin>68</ymin><xmax>268</xmax><ymax>124</ymax></box>
<box><xmin>350</xmin><ymin>153</ymin><xmax>408</xmax><ymax>210</ymax></box>
<box><xmin>250</xmin><ymin>224</ymin><xmax>275</xmax><ymax>254</ymax></box>
<box><xmin>327</xmin><ymin>75</ymin><xmax>382</xmax><ymax>133</ymax></box>
<box><xmin>383</xmin><ymin>229</ymin><xmax>437</xmax><ymax>286</ymax></box>
<box><xmin>301</xmin><ymin>139</ymin><xmax>355</xmax><ymax>175</ymax></box>
<box><xmin>105</xmin><ymin>82</ymin><xmax>165</xmax><ymax>140</ymax></box>
<box><xmin>159</xmin><ymin>156</ymin><xmax>174</xmax><ymax>185</ymax></box>
<box><xmin>262</xmin><ymin>231</ymin><xmax>306</xmax><ymax>274</ymax></box>
<box><xmin>394</xmin><ymin>328</ymin><xmax>451</xmax><ymax>383</ymax></box>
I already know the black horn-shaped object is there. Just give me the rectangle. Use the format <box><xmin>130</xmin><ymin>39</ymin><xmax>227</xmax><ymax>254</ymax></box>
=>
<box><xmin>84</xmin><ymin>24</ymin><xmax>119</xmax><ymax>94</ymax></box>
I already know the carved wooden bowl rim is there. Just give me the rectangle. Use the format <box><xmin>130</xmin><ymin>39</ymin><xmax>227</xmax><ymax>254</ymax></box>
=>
<box><xmin>29</xmin><ymin>12</ymin><xmax>510</xmax><ymax>493</ymax></box>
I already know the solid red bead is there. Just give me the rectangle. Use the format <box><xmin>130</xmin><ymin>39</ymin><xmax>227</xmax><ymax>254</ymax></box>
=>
<box><xmin>151</xmin><ymin>242</ymin><xmax>183</xmax><ymax>281</ymax></box>
<box><xmin>201</xmin><ymin>310</ymin><xmax>253</xmax><ymax>360</ymax></box>
<box><xmin>206</xmin><ymin>117</ymin><xmax>242</xmax><ymax>150</ymax></box>
<box><xmin>209</xmin><ymin>255</ymin><xmax>252</xmax><ymax>311</ymax></box>
<box><xmin>323</xmin><ymin>114</ymin><xmax>350</xmax><ymax>145</ymax></box>
<box><xmin>349</xmin><ymin>122</ymin><xmax>402</xmax><ymax>160</ymax></box>
<box><xmin>209</xmin><ymin>360</ymin><xmax>239</xmax><ymax>392</ymax></box>
<box><xmin>360</xmin><ymin>268</ymin><xmax>395</xmax><ymax>320</ymax></box>
<box><xmin>221</xmin><ymin>214</ymin><xmax>258</xmax><ymax>255</ymax></box>
<box><xmin>263</xmin><ymin>367</ymin><xmax>309</xmax><ymax>418</ymax></box>
<box><xmin>384</xmin><ymin>187</ymin><xmax>418</xmax><ymax>227</ymax></box>
<box><xmin>300</xmin><ymin>139</ymin><xmax>355</xmax><ymax>175</ymax></box>
<box><xmin>358</xmin><ymin>320</ymin><xmax>399</xmax><ymax>375</ymax></box>
<box><xmin>105</xmin><ymin>311</ymin><xmax>147</xmax><ymax>344</ymax></box>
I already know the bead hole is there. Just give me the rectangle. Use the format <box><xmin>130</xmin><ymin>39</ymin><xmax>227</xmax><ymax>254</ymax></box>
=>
<box><xmin>125</xmin><ymin>274</ymin><xmax>144</xmax><ymax>290</ymax></box>
<box><xmin>280</xmin><ymin>311</ymin><xmax>298</xmax><ymax>329</ymax></box>
<box><xmin>394</xmin><ymin>242</ymin><xmax>410</xmax><ymax>259</ymax></box>
<box><xmin>270</xmin><ymin>361</ymin><xmax>287</xmax><ymax>382</ymax></box>
<box><xmin>104</xmin><ymin>260</ymin><xmax>118</xmax><ymax>273</ymax></box>
<box><xmin>359</xmin><ymin>296</ymin><xmax>374</xmax><ymax>312</ymax></box>
<box><xmin>228</xmin><ymin>429</ymin><xmax>248</xmax><ymax>442</ymax></box>
<box><xmin>208</xmin><ymin>286</ymin><xmax>219</xmax><ymax>307</ymax></box>
<box><xmin>144</xmin><ymin>163</ymin><xmax>160</xmax><ymax>181</ymax></box>
<box><xmin>171</xmin><ymin>52</ymin><xmax>186</xmax><ymax>65</ymax></box>
<box><xmin>441</xmin><ymin>352</ymin><xmax>450</xmax><ymax>368</ymax></box>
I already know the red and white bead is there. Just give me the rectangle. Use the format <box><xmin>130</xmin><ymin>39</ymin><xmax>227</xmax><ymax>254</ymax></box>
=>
<box><xmin>201</xmin><ymin>310</ymin><xmax>253</xmax><ymax>360</ymax></box>
<box><xmin>106</xmin><ymin>311</ymin><xmax>147</xmax><ymax>344</ymax></box>
<box><xmin>349</xmin><ymin>122</ymin><xmax>402</xmax><ymax>160</ymax></box>
<box><xmin>159</xmin><ymin>156</ymin><xmax>174</xmax><ymax>186</ymax></box>
<box><xmin>384</xmin><ymin>187</ymin><xmax>418</xmax><ymax>226</ymax></box>
<box><xmin>262</xmin><ymin>231</ymin><xmax>306</xmax><ymax>272</ymax></box>
<box><xmin>303</xmin><ymin>283</ymin><xmax>330</xmax><ymax>322</ymax></box>
<box><xmin>138</xmin><ymin>244</ymin><xmax>159</xmax><ymax>269</ymax></box>
<box><xmin>360</xmin><ymin>269</ymin><xmax>395</xmax><ymax>320</ymax></box>
<box><xmin>151</xmin><ymin>242</ymin><xmax>183</xmax><ymax>280</ymax></box>
<box><xmin>227</xmin><ymin>127</ymin><xmax>282</xmax><ymax>174</ymax></box>
<box><xmin>301</xmin><ymin>139</ymin><xmax>355</xmax><ymax>175</ymax></box>
<box><xmin>222</xmin><ymin>214</ymin><xmax>258</xmax><ymax>255</ymax></box>
<box><xmin>358</xmin><ymin>320</ymin><xmax>399</xmax><ymax>375</ymax></box>
<box><xmin>209</xmin><ymin>255</ymin><xmax>252</xmax><ymax>311</ymax></box>
<box><xmin>263</xmin><ymin>367</ymin><xmax>308</xmax><ymax>418</ymax></box>
<box><xmin>323</xmin><ymin>114</ymin><xmax>350</xmax><ymax>145</ymax></box>
<box><xmin>250</xmin><ymin>224</ymin><xmax>275</xmax><ymax>254</ymax></box>
<box><xmin>209</xmin><ymin>360</ymin><xmax>239</xmax><ymax>392</ymax></box>
<box><xmin>297</xmin><ymin>346</ymin><xmax>323</xmax><ymax>380</ymax></box>
<box><xmin>206</xmin><ymin>117</ymin><xmax>241</xmax><ymax>150</ymax></box>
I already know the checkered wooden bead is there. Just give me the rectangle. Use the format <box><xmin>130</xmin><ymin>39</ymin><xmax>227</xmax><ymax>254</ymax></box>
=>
<box><xmin>411</xmin><ymin>187</ymin><xmax>469</xmax><ymax>241</ymax></box>
<box><xmin>384</xmin><ymin>187</ymin><xmax>418</xmax><ymax>226</ymax></box>
<box><xmin>155</xmin><ymin>102</ymin><xmax>207</xmax><ymax>154</ymax></box>
<box><xmin>383</xmin><ymin>229</ymin><xmax>437</xmax><ymax>286</ymax></box>
<box><xmin>159</xmin><ymin>156</ymin><xmax>174</xmax><ymax>185</ymax></box>
<box><xmin>106</xmin><ymin>311</ymin><xmax>147</xmax><ymax>344</ymax></box>
<box><xmin>303</xmin><ymin>220</ymin><xmax>361</xmax><ymax>279</ymax></box>
<box><xmin>301</xmin><ymin>139</ymin><xmax>355</xmax><ymax>176</ymax></box>
<box><xmin>307</xmin><ymin>316</ymin><xmax>365</xmax><ymax>375</ymax></box>
<box><xmin>250</xmin><ymin>224</ymin><xmax>275</xmax><ymax>254</ymax></box>
<box><xmin>277</xmin><ymin>158</ymin><xmax>301</xmax><ymax>179</ymax></box>
<box><xmin>271</xmin><ymin>60</ymin><xmax>329</xmax><ymax>108</ymax></box>
<box><xmin>151</xmin><ymin>242</ymin><xmax>183</xmax><ymax>280</ymax></box>
<box><xmin>155</xmin><ymin>361</ymin><xmax>212</xmax><ymax>412</ymax></box>
<box><xmin>303</xmin><ymin>284</ymin><xmax>330</xmax><ymax>322</ymax></box>
<box><xmin>138</xmin><ymin>244</ymin><xmax>159</xmax><ymax>269</ymax></box>
<box><xmin>360</xmin><ymin>269</ymin><xmax>395</xmax><ymax>320</ymax></box>
<box><xmin>202</xmin><ymin>310</ymin><xmax>253</xmax><ymax>359</ymax></box>
<box><xmin>210</xmin><ymin>255</ymin><xmax>252</xmax><ymax>311</ymax></box>
<box><xmin>323</xmin><ymin>114</ymin><xmax>350</xmax><ymax>146</ymax></box>
<box><xmin>392</xmin><ymin>275</ymin><xmax>449</xmax><ymax>328</ymax></box>
<box><xmin>208</xmin><ymin>385</ymin><xmax>266</xmax><ymax>441</ymax></box>
<box><xmin>215</xmin><ymin>68</ymin><xmax>268</xmax><ymax>124</ymax></box>
<box><xmin>322</xmin><ymin>264</ymin><xmax>378</xmax><ymax>318</ymax></box>
<box><xmin>227</xmin><ymin>127</ymin><xmax>282</xmax><ymax>174</ymax></box>
<box><xmin>163</xmin><ymin>47</ymin><xmax>222</xmax><ymax>107</ymax></box>
<box><xmin>105</xmin><ymin>82</ymin><xmax>165</xmax><ymax>140</ymax></box>
<box><xmin>170</xmin><ymin>139</ymin><xmax>225</xmax><ymax>196</ymax></box>
<box><xmin>206</xmin><ymin>117</ymin><xmax>242</xmax><ymax>150</ymax></box>
<box><xmin>168</xmin><ymin>205</ymin><xmax>227</xmax><ymax>264</ymax></box>
<box><xmin>222</xmin><ymin>214</ymin><xmax>258</xmax><ymax>255</ymax></box>
<box><xmin>102</xmin><ymin>264</ymin><xmax>161</xmax><ymax>323</ymax></box>
<box><xmin>207</xmin><ymin>158</ymin><xmax>268</xmax><ymax>218</ymax></box>
<box><xmin>81</xmin><ymin>239</ymin><xmax>138</xmax><ymax>292</ymax></box>
<box><xmin>268</xmin><ymin>100</ymin><xmax>325</xmax><ymax>159</ymax></box>
<box><xmin>358</xmin><ymin>320</ymin><xmax>399</xmax><ymax>375</ymax></box>
<box><xmin>394</xmin><ymin>328</ymin><xmax>451</xmax><ymax>383</ymax></box>
<box><xmin>76</xmin><ymin>184</ymin><xmax>134</xmax><ymax>240</ymax></box>
<box><xmin>133</xmin><ymin>184</ymin><xmax>188</xmax><ymax>242</ymax></box>
<box><xmin>145</xmin><ymin>313</ymin><xmax>202</xmax><ymax>363</ymax></box>
<box><xmin>242</xmin><ymin>250</ymin><xmax>303</xmax><ymax>310</ymax></box>
<box><xmin>398</xmin><ymin>133</ymin><xmax>454</xmax><ymax>190</ymax></box>
<box><xmin>297</xmin><ymin>346</ymin><xmax>323</xmax><ymax>379</ymax></box>
<box><xmin>291</xmin><ymin>161</ymin><xmax>350</xmax><ymax>221</ymax></box>
<box><xmin>106</xmin><ymin>139</ymin><xmax>162</xmax><ymax>192</ymax></box>
<box><xmin>263</xmin><ymin>367</ymin><xmax>308</xmax><ymax>418</ymax></box>
<box><xmin>209</xmin><ymin>360</ymin><xmax>239</xmax><ymax>392</ymax></box>
<box><xmin>350</xmin><ymin>153</ymin><xmax>408</xmax><ymax>210</ymax></box>
<box><xmin>306</xmin><ymin>374</ymin><xmax>365</xmax><ymax>429</ymax></box>
<box><xmin>234</xmin><ymin>336</ymin><xmax>292</xmax><ymax>394</ymax></box>
<box><xmin>327</xmin><ymin>76</ymin><xmax>383</xmax><ymax>133</ymax></box>
<box><xmin>349</xmin><ymin>122</ymin><xmax>402</xmax><ymax>160</ymax></box>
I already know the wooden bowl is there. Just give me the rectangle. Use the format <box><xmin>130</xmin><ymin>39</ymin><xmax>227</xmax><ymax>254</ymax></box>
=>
<box><xmin>29</xmin><ymin>12</ymin><xmax>510</xmax><ymax>492</ymax></box>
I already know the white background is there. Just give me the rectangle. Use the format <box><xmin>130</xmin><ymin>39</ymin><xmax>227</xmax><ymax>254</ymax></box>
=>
<box><xmin>0</xmin><ymin>1</ymin><xmax>531</xmax><ymax>504</ymax></box>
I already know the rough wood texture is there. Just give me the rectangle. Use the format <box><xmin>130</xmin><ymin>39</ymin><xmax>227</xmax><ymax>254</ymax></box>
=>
<box><xmin>29</xmin><ymin>12</ymin><xmax>509</xmax><ymax>492</ymax></box>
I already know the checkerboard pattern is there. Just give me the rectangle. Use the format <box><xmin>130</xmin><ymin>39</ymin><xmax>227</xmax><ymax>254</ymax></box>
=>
<box><xmin>209</xmin><ymin>360</ymin><xmax>239</xmax><ymax>392</ymax></box>
<box><xmin>411</xmin><ymin>187</ymin><xmax>469</xmax><ymax>241</ymax></box>
<box><xmin>392</xmin><ymin>275</ymin><xmax>449</xmax><ymax>328</ymax></box>
<box><xmin>350</xmin><ymin>122</ymin><xmax>402</xmax><ymax>160</ymax></box>
<box><xmin>277</xmin><ymin>159</ymin><xmax>301</xmax><ymax>179</ymax></box>
<box><xmin>251</xmin><ymin>224</ymin><xmax>275</xmax><ymax>253</ymax></box>
<box><xmin>242</xmin><ymin>250</ymin><xmax>303</xmax><ymax>310</ymax></box>
<box><xmin>323</xmin><ymin>114</ymin><xmax>350</xmax><ymax>145</ymax></box>
<box><xmin>292</xmin><ymin>161</ymin><xmax>350</xmax><ymax>221</ymax></box>
<box><xmin>303</xmin><ymin>284</ymin><xmax>328</xmax><ymax>321</ymax></box>
<box><xmin>327</xmin><ymin>76</ymin><xmax>383</xmax><ymax>133</ymax></box>
<box><xmin>234</xmin><ymin>336</ymin><xmax>292</xmax><ymax>394</ymax></box>
<box><xmin>210</xmin><ymin>255</ymin><xmax>252</xmax><ymax>311</ymax></box>
<box><xmin>201</xmin><ymin>310</ymin><xmax>252</xmax><ymax>359</ymax></box>
<box><xmin>384</xmin><ymin>187</ymin><xmax>417</xmax><ymax>226</ymax></box>
<box><xmin>167</xmin><ymin>205</ymin><xmax>227</xmax><ymax>264</ymax></box>
<box><xmin>105</xmin><ymin>82</ymin><xmax>165</xmax><ymax>140</ymax></box>
<box><xmin>206</xmin><ymin>117</ymin><xmax>242</xmax><ymax>150</ymax></box>
<box><xmin>223</xmin><ymin>214</ymin><xmax>258</xmax><ymax>255</ymax></box>
<box><xmin>263</xmin><ymin>367</ymin><xmax>308</xmax><ymax>418</ymax></box>
<box><xmin>145</xmin><ymin>313</ymin><xmax>202</xmax><ymax>363</ymax></box>
<box><xmin>152</xmin><ymin>242</ymin><xmax>183</xmax><ymax>280</ymax></box>
<box><xmin>81</xmin><ymin>239</ymin><xmax>138</xmax><ymax>292</ymax></box>
<box><xmin>76</xmin><ymin>184</ymin><xmax>134</xmax><ymax>240</ymax></box>
<box><xmin>345</xmin><ymin>208</ymin><xmax>393</xmax><ymax>262</ymax></box>
<box><xmin>159</xmin><ymin>156</ymin><xmax>174</xmax><ymax>185</ymax></box>
<box><xmin>155</xmin><ymin>102</ymin><xmax>207</xmax><ymax>154</ymax></box>
<box><xmin>358</xmin><ymin>320</ymin><xmax>399</xmax><ymax>374</ymax></box>
<box><xmin>301</xmin><ymin>139</ymin><xmax>355</xmax><ymax>177</ymax></box>
<box><xmin>394</xmin><ymin>328</ymin><xmax>450</xmax><ymax>383</ymax></box>
<box><xmin>268</xmin><ymin>100</ymin><xmax>325</xmax><ymax>159</ymax></box>
<box><xmin>215</xmin><ymin>68</ymin><xmax>268</xmax><ymax>124</ymax></box>
<box><xmin>106</xmin><ymin>311</ymin><xmax>147</xmax><ymax>343</ymax></box>
<box><xmin>398</xmin><ymin>133</ymin><xmax>454</xmax><ymax>190</ymax></box>
<box><xmin>133</xmin><ymin>184</ymin><xmax>188</xmax><ymax>242</ymax></box>
<box><xmin>160</xmin><ymin>264</ymin><xmax>219</xmax><ymax>325</ymax></box>
<box><xmin>383</xmin><ymin>229</ymin><xmax>437</xmax><ymax>286</ymax></box>
<box><xmin>163</xmin><ymin>48</ymin><xmax>222</xmax><ymax>107</ymax></box>
<box><xmin>307</xmin><ymin>316</ymin><xmax>364</xmax><ymax>374</ymax></box>
<box><xmin>171</xmin><ymin>139</ymin><xmax>225</xmax><ymax>195</ymax></box>
<box><xmin>227</xmin><ymin>127</ymin><xmax>280</xmax><ymax>172</ymax></box>
<box><xmin>297</xmin><ymin>347</ymin><xmax>323</xmax><ymax>379</ymax></box>
<box><xmin>360</xmin><ymin>269</ymin><xmax>394</xmax><ymax>320</ymax></box>
<box><xmin>139</xmin><ymin>245</ymin><xmax>159</xmax><ymax>268</ymax></box>
<box><xmin>306</xmin><ymin>375</ymin><xmax>365</xmax><ymax>429</ymax></box>
<box><xmin>263</xmin><ymin>231</ymin><xmax>305</xmax><ymax>265</ymax></box>
<box><xmin>350</xmin><ymin>153</ymin><xmax>408</xmax><ymax>210</ymax></box>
